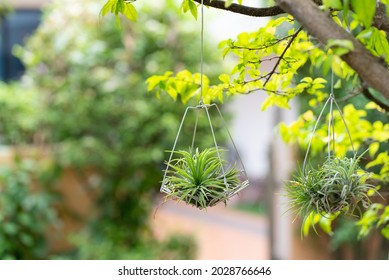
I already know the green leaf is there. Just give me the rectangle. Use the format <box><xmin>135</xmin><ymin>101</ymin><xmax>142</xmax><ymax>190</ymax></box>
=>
<box><xmin>219</xmin><ymin>74</ymin><xmax>230</xmax><ymax>84</ymax></box>
<box><xmin>319</xmin><ymin>215</ymin><xmax>334</xmax><ymax>235</ymax></box>
<box><xmin>313</xmin><ymin>77</ymin><xmax>327</xmax><ymax>84</ymax></box>
<box><xmin>343</xmin><ymin>0</ymin><xmax>350</xmax><ymax>18</ymax></box>
<box><xmin>122</xmin><ymin>2</ymin><xmax>138</xmax><ymax>21</ymax></box>
<box><xmin>181</xmin><ymin>0</ymin><xmax>198</xmax><ymax>19</ymax></box>
<box><xmin>369</xmin><ymin>142</ymin><xmax>380</xmax><ymax>157</ymax></box>
<box><xmin>225</xmin><ymin>0</ymin><xmax>234</xmax><ymax>7</ymax></box>
<box><xmin>323</xmin><ymin>0</ymin><xmax>343</xmax><ymax>10</ymax></box>
<box><xmin>334</xmin><ymin>79</ymin><xmax>342</xmax><ymax>89</ymax></box>
<box><xmin>302</xmin><ymin>212</ymin><xmax>321</xmax><ymax>236</ymax></box>
<box><xmin>301</xmin><ymin>77</ymin><xmax>313</xmax><ymax>84</ymax></box>
<box><xmin>188</xmin><ymin>0</ymin><xmax>198</xmax><ymax>20</ymax></box>
<box><xmin>351</xmin><ymin>0</ymin><xmax>376</xmax><ymax>28</ymax></box>
<box><xmin>101</xmin><ymin>0</ymin><xmax>116</xmax><ymax>16</ymax></box>
<box><xmin>326</xmin><ymin>39</ymin><xmax>354</xmax><ymax>56</ymax></box>
<box><xmin>371</xmin><ymin>28</ymin><xmax>389</xmax><ymax>63</ymax></box>
<box><xmin>381</xmin><ymin>225</ymin><xmax>389</xmax><ymax>239</ymax></box>
<box><xmin>100</xmin><ymin>0</ymin><xmax>137</xmax><ymax>22</ymax></box>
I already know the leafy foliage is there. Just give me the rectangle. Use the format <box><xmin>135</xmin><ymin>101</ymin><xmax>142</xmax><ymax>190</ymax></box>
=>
<box><xmin>163</xmin><ymin>147</ymin><xmax>248</xmax><ymax>209</ymax></box>
<box><xmin>0</xmin><ymin>83</ymin><xmax>41</xmax><ymax>145</ymax></box>
<box><xmin>0</xmin><ymin>160</ymin><xmax>57</xmax><ymax>259</ymax></box>
<box><xmin>66</xmin><ymin>232</ymin><xmax>196</xmax><ymax>259</ymax></box>
<box><xmin>358</xmin><ymin>203</ymin><xmax>389</xmax><ymax>240</ymax></box>
<box><xmin>101</xmin><ymin>0</ymin><xmax>137</xmax><ymax>26</ymax></box>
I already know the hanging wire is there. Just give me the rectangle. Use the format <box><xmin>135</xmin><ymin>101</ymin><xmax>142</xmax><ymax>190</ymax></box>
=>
<box><xmin>199</xmin><ymin>0</ymin><xmax>205</xmax><ymax>105</ymax></box>
<box><xmin>160</xmin><ymin>107</ymin><xmax>191</xmax><ymax>193</ymax></box>
<box><xmin>328</xmin><ymin>95</ymin><xmax>334</xmax><ymax>159</ymax></box>
<box><xmin>327</xmin><ymin>70</ymin><xmax>336</xmax><ymax>159</ymax></box>
<box><xmin>302</xmin><ymin>70</ymin><xmax>356</xmax><ymax>174</ymax></box>
<box><xmin>302</xmin><ymin>96</ymin><xmax>331</xmax><ymax>174</ymax></box>
<box><xmin>332</xmin><ymin>96</ymin><xmax>356</xmax><ymax>155</ymax></box>
<box><xmin>191</xmin><ymin>110</ymin><xmax>199</xmax><ymax>150</ymax></box>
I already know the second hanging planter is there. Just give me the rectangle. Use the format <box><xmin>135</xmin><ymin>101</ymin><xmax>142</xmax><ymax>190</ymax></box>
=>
<box><xmin>286</xmin><ymin>93</ymin><xmax>375</xmax><ymax>219</ymax></box>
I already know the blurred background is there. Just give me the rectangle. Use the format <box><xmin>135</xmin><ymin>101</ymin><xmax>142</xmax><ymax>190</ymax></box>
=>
<box><xmin>0</xmin><ymin>0</ymin><xmax>386</xmax><ymax>260</ymax></box>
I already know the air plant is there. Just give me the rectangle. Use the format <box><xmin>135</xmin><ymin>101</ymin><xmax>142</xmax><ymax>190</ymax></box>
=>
<box><xmin>162</xmin><ymin>147</ymin><xmax>248</xmax><ymax>209</ymax></box>
<box><xmin>286</xmin><ymin>154</ymin><xmax>375</xmax><ymax>220</ymax></box>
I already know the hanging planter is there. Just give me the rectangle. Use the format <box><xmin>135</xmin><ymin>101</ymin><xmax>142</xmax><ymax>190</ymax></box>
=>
<box><xmin>161</xmin><ymin>104</ymin><xmax>249</xmax><ymax>209</ymax></box>
<box><xmin>286</xmin><ymin>93</ymin><xmax>375</xmax><ymax>219</ymax></box>
<box><xmin>160</xmin><ymin>1</ymin><xmax>248</xmax><ymax>209</ymax></box>
<box><xmin>287</xmin><ymin>155</ymin><xmax>374</xmax><ymax>218</ymax></box>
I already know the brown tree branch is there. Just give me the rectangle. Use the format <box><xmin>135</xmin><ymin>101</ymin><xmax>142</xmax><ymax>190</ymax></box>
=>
<box><xmin>373</xmin><ymin>3</ymin><xmax>389</xmax><ymax>33</ymax></box>
<box><xmin>276</xmin><ymin>0</ymin><xmax>389</xmax><ymax>101</ymax></box>
<box><xmin>192</xmin><ymin>0</ymin><xmax>284</xmax><ymax>17</ymax></box>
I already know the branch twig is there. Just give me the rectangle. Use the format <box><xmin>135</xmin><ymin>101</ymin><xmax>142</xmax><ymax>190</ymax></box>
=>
<box><xmin>263</xmin><ymin>26</ymin><xmax>303</xmax><ymax>87</ymax></box>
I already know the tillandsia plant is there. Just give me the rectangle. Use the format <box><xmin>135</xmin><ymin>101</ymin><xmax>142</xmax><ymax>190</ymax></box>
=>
<box><xmin>162</xmin><ymin>147</ymin><xmax>248</xmax><ymax>209</ymax></box>
<box><xmin>286</xmin><ymin>154</ymin><xmax>375</xmax><ymax>221</ymax></box>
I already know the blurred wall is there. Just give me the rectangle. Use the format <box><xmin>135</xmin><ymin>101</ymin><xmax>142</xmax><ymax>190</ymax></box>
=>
<box><xmin>10</xmin><ymin>0</ymin><xmax>52</xmax><ymax>9</ymax></box>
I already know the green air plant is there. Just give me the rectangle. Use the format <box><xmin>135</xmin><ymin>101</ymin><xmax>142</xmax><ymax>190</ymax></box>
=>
<box><xmin>286</xmin><ymin>154</ymin><xmax>375</xmax><ymax>220</ymax></box>
<box><xmin>162</xmin><ymin>147</ymin><xmax>248</xmax><ymax>209</ymax></box>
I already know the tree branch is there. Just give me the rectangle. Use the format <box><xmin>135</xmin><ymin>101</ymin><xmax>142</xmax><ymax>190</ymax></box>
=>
<box><xmin>373</xmin><ymin>3</ymin><xmax>389</xmax><ymax>33</ymax></box>
<box><xmin>192</xmin><ymin>0</ymin><xmax>284</xmax><ymax>17</ymax></box>
<box><xmin>276</xmin><ymin>0</ymin><xmax>389</xmax><ymax>101</ymax></box>
<box><xmin>263</xmin><ymin>26</ymin><xmax>303</xmax><ymax>87</ymax></box>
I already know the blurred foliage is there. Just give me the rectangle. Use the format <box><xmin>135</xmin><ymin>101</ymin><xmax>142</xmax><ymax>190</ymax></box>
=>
<box><xmin>358</xmin><ymin>203</ymin><xmax>389</xmax><ymax>240</ymax></box>
<box><xmin>0</xmin><ymin>0</ymin><xmax>226</xmax><ymax>259</ymax></box>
<box><xmin>0</xmin><ymin>82</ymin><xmax>41</xmax><ymax>145</ymax></box>
<box><xmin>65</xmin><ymin>232</ymin><xmax>196</xmax><ymax>260</ymax></box>
<box><xmin>233</xmin><ymin>202</ymin><xmax>267</xmax><ymax>215</ymax></box>
<box><xmin>0</xmin><ymin>159</ymin><xmax>57</xmax><ymax>259</ymax></box>
<box><xmin>0</xmin><ymin>0</ymin><xmax>12</xmax><ymax>18</ymax></box>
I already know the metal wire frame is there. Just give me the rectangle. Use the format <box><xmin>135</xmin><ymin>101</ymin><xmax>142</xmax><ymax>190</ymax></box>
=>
<box><xmin>302</xmin><ymin>93</ymin><xmax>356</xmax><ymax>175</ymax></box>
<box><xmin>160</xmin><ymin>103</ymin><xmax>249</xmax><ymax>205</ymax></box>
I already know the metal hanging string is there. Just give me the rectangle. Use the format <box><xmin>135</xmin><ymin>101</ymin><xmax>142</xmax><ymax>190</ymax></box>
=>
<box><xmin>199</xmin><ymin>0</ymin><xmax>204</xmax><ymax>105</ymax></box>
<box><xmin>329</xmin><ymin>70</ymin><xmax>356</xmax><ymax>155</ymax></box>
<box><xmin>302</xmin><ymin>71</ymin><xmax>356</xmax><ymax>175</ymax></box>
<box><xmin>328</xmin><ymin>70</ymin><xmax>335</xmax><ymax>159</ymax></box>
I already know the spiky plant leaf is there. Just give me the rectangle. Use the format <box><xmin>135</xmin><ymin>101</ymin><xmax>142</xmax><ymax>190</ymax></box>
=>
<box><xmin>162</xmin><ymin>147</ymin><xmax>248</xmax><ymax>209</ymax></box>
<box><xmin>286</xmin><ymin>154</ymin><xmax>376</xmax><ymax>222</ymax></box>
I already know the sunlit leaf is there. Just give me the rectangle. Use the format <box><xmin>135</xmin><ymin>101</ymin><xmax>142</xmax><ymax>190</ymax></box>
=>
<box><xmin>323</xmin><ymin>0</ymin><xmax>343</xmax><ymax>10</ymax></box>
<box><xmin>351</xmin><ymin>0</ymin><xmax>376</xmax><ymax>28</ymax></box>
<box><xmin>188</xmin><ymin>0</ymin><xmax>198</xmax><ymax>20</ymax></box>
<box><xmin>101</xmin><ymin>0</ymin><xmax>116</xmax><ymax>16</ymax></box>
<box><xmin>326</xmin><ymin>39</ymin><xmax>354</xmax><ymax>56</ymax></box>
<box><xmin>122</xmin><ymin>2</ymin><xmax>137</xmax><ymax>21</ymax></box>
